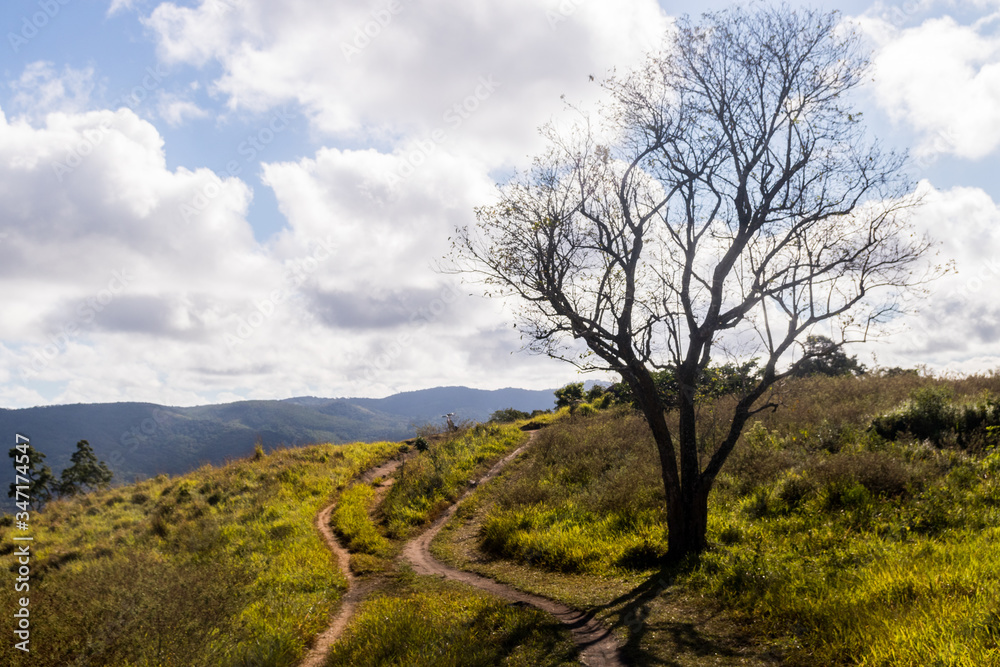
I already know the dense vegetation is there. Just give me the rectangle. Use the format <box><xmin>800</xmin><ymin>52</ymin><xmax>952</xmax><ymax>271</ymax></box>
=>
<box><xmin>437</xmin><ymin>371</ymin><xmax>1000</xmax><ymax>665</ymax></box>
<box><xmin>0</xmin><ymin>439</ymin><xmax>400</xmax><ymax>666</ymax></box>
<box><xmin>7</xmin><ymin>371</ymin><xmax>1000</xmax><ymax>665</ymax></box>
<box><xmin>325</xmin><ymin>574</ymin><xmax>576</xmax><ymax>666</ymax></box>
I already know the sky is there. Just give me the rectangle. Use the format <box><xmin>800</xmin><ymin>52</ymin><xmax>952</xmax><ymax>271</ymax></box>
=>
<box><xmin>0</xmin><ymin>0</ymin><xmax>998</xmax><ymax>409</ymax></box>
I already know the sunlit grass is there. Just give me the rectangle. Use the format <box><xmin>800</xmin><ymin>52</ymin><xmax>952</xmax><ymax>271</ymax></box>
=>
<box><xmin>332</xmin><ymin>482</ymin><xmax>391</xmax><ymax>556</ymax></box>
<box><xmin>0</xmin><ymin>439</ymin><xmax>399</xmax><ymax>667</ymax></box>
<box><xmin>381</xmin><ymin>423</ymin><xmax>526</xmax><ymax>537</ymax></box>
<box><xmin>324</xmin><ymin>573</ymin><xmax>577</xmax><ymax>667</ymax></box>
<box><xmin>461</xmin><ymin>374</ymin><xmax>1000</xmax><ymax>665</ymax></box>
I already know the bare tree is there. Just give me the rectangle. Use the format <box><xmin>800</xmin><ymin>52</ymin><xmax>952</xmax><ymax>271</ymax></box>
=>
<box><xmin>453</xmin><ymin>6</ymin><xmax>933</xmax><ymax>559</ymax></box>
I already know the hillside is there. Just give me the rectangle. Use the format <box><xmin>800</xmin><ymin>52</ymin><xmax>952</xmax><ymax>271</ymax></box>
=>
<box><xmin>0</xmin><ymin>386</ymin><xmax>555</xmax><ymax>482</ymax></box>
<box><xmin>5</xmin><ymin>372</ymin><xmax>999</xmax><ymax>666</ymax></box>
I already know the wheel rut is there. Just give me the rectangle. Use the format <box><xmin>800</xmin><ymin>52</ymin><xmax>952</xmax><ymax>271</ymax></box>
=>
<box><xmin>401</xmin><ymin>434</ymin><xmax>626</xmax><ymax>667</ymax></box>
<box><xmin>298</xmin><ymin>456</ymin><xmax>403</xmax><ymax>667</ymax></box>
<box><xmin>302</xmin><ymin>432</ymin><xmax>625</xmax><ymax>667</ymax></box>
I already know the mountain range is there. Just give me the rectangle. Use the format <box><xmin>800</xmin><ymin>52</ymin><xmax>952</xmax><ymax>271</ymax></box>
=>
<box><xmin>0</xmin><ymin>386</ymin><xmax>555</xmax><ymax>483</ymax></box>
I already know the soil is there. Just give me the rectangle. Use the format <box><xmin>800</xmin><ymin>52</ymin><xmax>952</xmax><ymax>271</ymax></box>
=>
<box><xmin>301</xmin><ymin>432</ymin><xmax>626</xmax><ymax>667</ymax></box>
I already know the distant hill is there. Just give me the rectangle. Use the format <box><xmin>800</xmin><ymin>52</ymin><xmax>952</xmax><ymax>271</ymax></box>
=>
<box><xmin>0</xmin><ymin>386</ymin><xmax>555</xmax><ymax>483</ymax></box>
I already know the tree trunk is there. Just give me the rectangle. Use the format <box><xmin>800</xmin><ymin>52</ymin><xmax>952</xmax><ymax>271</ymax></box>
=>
<box><xmin>632</xmin><ymin>392</ymin><xmax>710</xmax><ymax>559</ymax></box>
<box><xmin>625</xmin><ymin>366</ymin><xmax>713</xmax><ymax>560</ymax></box>
<box><xmin>665</xmin><ymin>481</ymin><xmax>710</xmax><ymax>559</ymax></box>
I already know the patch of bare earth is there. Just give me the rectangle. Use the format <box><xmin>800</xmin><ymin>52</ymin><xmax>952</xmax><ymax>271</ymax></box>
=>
<box><xmin>402</xmin><ymin>436</ymin><xmax>627</xmax><ymax>667</ymax></box>
<box><xmin>297</xmin><ymin>456</ymin><xmax>405</xmax><ymax>667</ymax></box>
<box><xmin>429</xmin><ymin>451</ymin><xmax>788</xmax><ymax>666</ymax></box>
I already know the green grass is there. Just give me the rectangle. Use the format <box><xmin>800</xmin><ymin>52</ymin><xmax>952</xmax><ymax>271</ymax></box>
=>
<box><xmin>475</xmin><ymin>409</ymin><xmax>667</xmax><ymax>576</ymax></box>
<box><xmin>324</xmin><ymin>572</ymin><xmax>578</xmax><ymax>666</ymax></box>
<box><xmin>693</xmin><ymin>443</ymin><xmax>1000</xmax><ymax>666</ymax></box>
<box><xmin>441</xmin><ymin>374</ymin><xmax>1000</xmax><ymax>665</ymax></box>
<box><xmin>381</xmin><ymin>423</ymin><xmax>526</xmax><ymax>537</ymax></box>
<box><xmin>0</xmin><ymin>439</ymin><xmax>399</xmax><ymax>667</ymax></box>
<box><xmin>332</xmin><ymin>483</ymin><xmax>391</xmax><ymax>556</ymax></box>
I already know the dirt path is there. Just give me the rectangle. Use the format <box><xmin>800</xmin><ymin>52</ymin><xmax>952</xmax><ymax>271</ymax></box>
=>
<box><xmin>401</xmin><ymin>435</ymin><xmax>626</xmax><ymax>667</ymax></box>
<box><xmin>298</xmin><ymin>456</ymin><xmax>405</xmax><ymax>667</ymax></box>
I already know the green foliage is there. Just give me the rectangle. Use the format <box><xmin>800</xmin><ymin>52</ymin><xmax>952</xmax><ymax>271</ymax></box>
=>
<box><xmin>489</xmin><ymin>407</ymin><xmax>531</xmax><ymax>423</ymax></box>
<box><xmin>8</xmin><ymin>443</ymin><xmax>56</xmax><ymax>508</ymax></box>
<box><xmin>324</xmin><ymin>576</ymin><xmax>577</xmax><ymax>666</ymax></box>
<box><xmin>871</xmin><ymin>387</ymin><xmax>1000</xmax><ymax>451</ymax></box>
<box><xmin>553</xmin><ymin>382</ymin><xmax>585</xmax><ymax>408</ymax></box>
<box><xmin>382</xmin><ymin>424</ymin><xmax>525</xmax><ymax>537</ymax></box>
<box><xmin>332</xmin><ymin>484</ymin><xmax>391</xmax><ymax>556</ymax></box>
<box><xmin>478</xmin><ymin>412</ymin><xmax>666</xmax><ymax>575</ymax></box>
<box><xmin>0</xmin><ymin>439</ymin><xmax>399</xmax><ymax>666</ymax></box>
<box><xmin>413</xmin><ymin>436</ymin><xmax>430</xmax><ymax>452</ymax></box>
<box><xmin>791</xmin><ymin>334</ymin><xmax>867</xmax><ymax>377</ymax></box>
<box><xmin>468</xmin><ymin>373</ymin><xmax>1000</xmax><ymax>664</ymax></box>
<box><xmin>58</xmin><ymin>440</ymin><xmax>113</xmax><ymax>497</ymax></box>
<box><xmin>605</xmin><ymin>360</ymin><xmax>763</xmax><ymax>408</ymax></box>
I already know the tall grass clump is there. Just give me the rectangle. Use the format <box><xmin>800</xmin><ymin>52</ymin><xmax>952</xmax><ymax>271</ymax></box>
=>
<box><xmin>472</xmin><ymin>373</ymin><xmax>1000</xmax><ymax>664</ymax></box>
<box><xmin>0</xmin><ymin>439</ymin><xmax>399</xmax><ymax>667</ymax></box>
<box><xmin>324</xmin><ymin>575</ymin><xmax>577</xmax><ymax>666</ymax></box>
<box><xmin>332</xmin><ymin>483</ymin><xmax>391</xmax><ymax>556</ymax></box>
<box><xmin>478</xmin><ymin>410</ymin><xmax>668</xmax><ymax>574</ymax></box>
<box><xmin>381</xmin><ymin>423</ymin><xmax>525</xmax><ymax>537</ymax></box>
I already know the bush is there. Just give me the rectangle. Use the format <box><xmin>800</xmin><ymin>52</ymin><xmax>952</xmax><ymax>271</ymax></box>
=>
<box><xmin>813</xmin><ymin>451</ymin><xmax>916</xmax><ymax>499</ymax></box>
<box><xmin>871</xmin><ymin>388</ymin><xmax>1000</xmax><ymax>451</ymax></box>
<box><xmin>488</xmin><ymin>408</ymin><xmax>530</xmax><ymax>423</ymax></box>
<box><xmin>554</xmin><ymin>382</ymin><xmax>585</xmax><ymax>408</ymax></box>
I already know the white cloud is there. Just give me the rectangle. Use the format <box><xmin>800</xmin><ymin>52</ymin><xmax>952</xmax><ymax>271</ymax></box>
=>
<box><xmin>860</xmin><ymin>10</ymin><xmax>1000</xmax><ymax>160</ymax></box>
<box><xmin>9</xmin><ymin>62</ymin><xmax>96</xmax><ymax>119</ymax></box>
<box><xmin>0</xmin><ymin>103</ymin><xmax>571</xmax><ymax>407</ymax></box>
<box><xmin>860</xmin><ymin>182</ymin><xmax>1000</xmax><ymax>372</ymax></box>
<box><xmin>108</xmin><ymin>0</ymin><xmax>135</xmax><ymax>16</ymax></box>
<box><xmin>157</xmin><ymin>93</ymin><xmax>209</xmax><ymax>126</ymax></box>
<box><xmin>143</xmin><ymin>0</ymin><xmax>671</xmax><ymax>159</ymax></box>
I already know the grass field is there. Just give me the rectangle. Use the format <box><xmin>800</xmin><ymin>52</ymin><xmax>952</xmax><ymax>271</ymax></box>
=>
<box><xmin>0</xmin><ymin>439</ymin><xmax>400</xmax><ymax>667</ymax></box>
<box><xmin>434</xmin><ymin>372</ymin><xmax>1000</xmax><ymax>666</ymax></box>
<box><xmin>7</xmin><ymin>372</ymin><xmax>999</xmax><ymax>665</ymax></box>
<box><xmin>324</xmin><ymin>572</ymin><xmax>577</xmax><ymax>666</ymax></box>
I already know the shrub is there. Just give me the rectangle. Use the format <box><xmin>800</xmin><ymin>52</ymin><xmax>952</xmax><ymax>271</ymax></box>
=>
<box><xmin>813</xmin><ymin>451</ymin><xmax>916</xmax><ymax>499</ymax></box>
<box><xmin>554</xmin><ymin>382</ymin><xmax>585</xmax><ymax>408</ymax></box>
<box><xmin>488</xmin><ymin>408</ymin><xmax>530</xmax><ymax>423</ymax></box>
<box><xmin>871</xmin><ymin>388</ymin><xmax>1000</xmax><ymax>451</ymax></box>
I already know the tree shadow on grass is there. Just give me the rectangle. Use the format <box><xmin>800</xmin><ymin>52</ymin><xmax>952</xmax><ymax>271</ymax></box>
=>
<box><xmin>590</xmin><ymin>557</ymin><xmax>785</xmax><ymax>666</ymax></box>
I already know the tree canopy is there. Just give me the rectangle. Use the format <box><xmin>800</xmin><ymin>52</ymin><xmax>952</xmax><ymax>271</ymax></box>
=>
<box><xmin>455</xmin><ymin>5</ymin><xmax>931</xmax><ymax>558</ymax></box>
